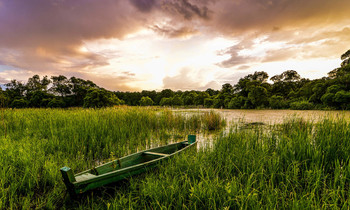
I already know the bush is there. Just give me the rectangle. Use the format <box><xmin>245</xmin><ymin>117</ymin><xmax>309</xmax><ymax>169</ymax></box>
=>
<box><xmin>159</xmin><ymin>98</ymin><xmax>172</xmax><ymax>106</ymax></box>
<box><xmin>47</xmin><ymin>98</ymin><xmax>65</xmax><ymax>108</ymax></box>
<box><xmin>269</xmin><ymin>95</ymin><xmax>288</xmax><ymax>109</ymax></box>
<box><xmin>83</xmin><ymin>88</ymin><xmax>122</xmax><ymax>108</ymax></box>
<box><xmin>290</xmin><ymin>101</ymin><xmax>314</xmax><ymax>110</ymax></box>
<box><xmin>139</xmin><ymin>96</ymin><xmax>154</xmax><ymax>106</ymax></box>
<box><xmin>10</xmin><ymin>99</ymin><xmax>28</xmax><ymax>108</ymax></box>
<box><xmin>204</xmin><ymin>98</ymin><xmax>213</xmax><ymax>108</ymax></box>
<box><xmin>228</xmin><ymin>96</ymin><xmax>246</xmax><ymax>109</ymax></box>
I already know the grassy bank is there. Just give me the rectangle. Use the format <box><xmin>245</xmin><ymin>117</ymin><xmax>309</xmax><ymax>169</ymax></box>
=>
<box><xmin>1</xmin><ymin>107</ymin><xmax>350</xmax><ymax>208</ymax></box>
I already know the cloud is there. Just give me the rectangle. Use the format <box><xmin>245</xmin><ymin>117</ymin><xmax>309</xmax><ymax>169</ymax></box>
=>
<box><xmin>150</xmin><ymin>25</ymin><xmax>199</xmax><ymax>38</ymax></box>
<box><xmin>163</xmin><ymin>68</ymin><xmax>219</xmax><ymax>90</ymax></box>
<box><xmin>1</xmin><ymin>0</ymin><xmax>350</xmax><ymax>91</ymax></box>
<box><xmin>161</xmin><ymin>0</ymin><xmax>212</xmax><ymax>21</ymax></box>
<box><xmin>211</xmin><ymin>0</ymin><xmax>350</xmax><ymax>35</ymax></box>
<box><xmin>129</xmin><ymin>0</ymin><xmax>157</xmax><ymax>12</ymax></box>
<box><xmin>0</xmin><ymin>0</ymin><xmax>146</xmax><ymax>70</ymax></box>
<box><xmin>217</xmin><ymin>39</ymin><xmax>259</xmax><ymax>68</ymax></box>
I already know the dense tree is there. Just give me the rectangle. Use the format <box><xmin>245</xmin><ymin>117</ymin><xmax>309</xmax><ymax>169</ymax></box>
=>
<box><xmin>139</xmin><ymin>96</ymin><xmax>154</xmax><ymax>106</ymax></box>
<box><xmin>159</xmin><ymin>97</ymin><xmax>172</xmax><ymax>106</ymax></box>
<box><xmin>83</xmin><ymin>88</ymin><xmax>122</xmax><ymax>108</ymax></box>
<box><xmin>50</xmin><ymin>75</ymin><xmax>71</xmax><ymax>97</ymax></box>
<box><xmin>26</xmin><ymin>75</ymin><xmax>50</xmax><ymax>93</ymax></box>
<box><xmin>11</xmin><ymin>98</ymin><xmax>28</xmax><ymax>108</ymax></box>
<box><xmin>70</xmin><ymin>77</ymin><xmax>97</xmax><ymax>106</ymax></box>
<box><xmin>248</xmin><ymin>86</ymin><xmax>268</xmax><ymax>108</ymax></box>
<box><xmin>5</xmin><ymin>80</ymin><xmax>26</xmax><ymax>99</ymax></box>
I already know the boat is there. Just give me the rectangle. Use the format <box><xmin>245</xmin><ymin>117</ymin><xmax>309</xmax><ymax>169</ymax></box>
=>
<box><xmin>60</xmin><ymin>135</ymin><xmax>197</xmax><ymax>196</ymax></box>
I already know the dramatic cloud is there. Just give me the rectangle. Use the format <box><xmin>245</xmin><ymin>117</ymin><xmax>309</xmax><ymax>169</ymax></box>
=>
<box><xmin>160</xmin><ymin>0</ymin><xmax>212</xmax><ymax>20</ymax></box>
<box><xmin>129</xmin><ymin>0</ymin><xmax>157</xmax><ymax>13</ymax></box>
<box><xmin>0</xmin><ymin>0</ymin><xmax>147</xmax><ymax>70</ymax></box>
<box><xmin>0</xmin><ymin>0</ymin><xmax>350</xmax><ymax>90</ymax></box>
<box><xmin>212</xmin><ymin>0</ymin><xmax>350</xmax><ymax>35</ymax></box>
<box><xmin>150</xmin><ymin>25</ymin><xmax>199</xmax><ymax>38</ymax></box>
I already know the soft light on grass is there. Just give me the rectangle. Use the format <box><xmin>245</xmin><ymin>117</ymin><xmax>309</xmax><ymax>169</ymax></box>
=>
<box><xmin>74</xmin><ymin>115</ymin><xmax>350</xmax><ymax>209</ymax></box>
<box><xmin>1</xmin><ymin>108</ymin><xmax>350</xmax><ymax>208</ymax></box>
<box><xmin>0</xmin><ymin>107</ymin><xmax>222</xmax><ymax>209</ymax></box>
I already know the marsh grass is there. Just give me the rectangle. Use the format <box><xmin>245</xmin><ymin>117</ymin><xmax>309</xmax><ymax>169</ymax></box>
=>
<box><xmin>1</xmin><ymin>108</ymin><xmax>350</xmax><ymax>209</ymax></box>
<box><xmin>0</xmin><ymin>107</ymin><xmax>223</xmax><ymax>209</ymax></box>
<box><xmin>71</xmin><ymin>115</ymin><xmax>350</xmax><ymax>209</ymax></box>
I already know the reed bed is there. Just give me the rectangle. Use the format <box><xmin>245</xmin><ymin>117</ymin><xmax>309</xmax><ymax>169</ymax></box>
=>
<box><xmin>72</xmin><ymin>115</ymin><xmax>350</xmax><ymax>209</ymax></box>
<box><xmin>0</xmin><ymin>107</ymin><xmax>223</xmax><ymax>209</ymax></box>
<box><xmin>1</xmin><ymin>108</ymin><xmax>350</xmax><ymax>209</ymax></box>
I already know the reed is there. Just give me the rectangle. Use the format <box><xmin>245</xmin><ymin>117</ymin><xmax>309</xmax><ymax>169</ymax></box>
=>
<box><xmin>0</xmin><ymin>107</ymin><xmax>221</xmax><ymax>209</ymax></box>
<box><xmin>72</xmin><ymin>115</ymin><xmax>350</xmax><ymax>209</ymax></box>
<box><xmin>1</xmin><ymin>108</ymin><xmax>350</xmax><ymax>209</ymax></box>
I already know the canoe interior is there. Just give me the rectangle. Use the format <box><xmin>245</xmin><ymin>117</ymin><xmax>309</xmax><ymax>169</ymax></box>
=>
<box><xmin>75</xmin><ymin>141</ymin><xmax>189</xmax><ymax>178</ymax></box>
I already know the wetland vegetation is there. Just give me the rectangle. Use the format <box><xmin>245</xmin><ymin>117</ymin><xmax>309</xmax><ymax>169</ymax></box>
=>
<box><xmin>1</xmin><ymin>107</ymin><xmax>350</xmax><ymax>208</ymax></box>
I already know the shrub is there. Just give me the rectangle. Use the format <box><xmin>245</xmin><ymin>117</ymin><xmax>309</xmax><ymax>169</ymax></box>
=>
<box><xmin>269</xmin><ymin>95</ymin><xmax>287</xmax><ymax>109</ymax></box>
<box><xmin>139</xmin><ymin>96</ymin><xmax>154</xmax><ymax>106</ymax></box>
<box><xmin>47</xmin><ymin>98</ymin><xmax>65</xmax><ymax>108</ymax></box>
<box><xmin>10</xmin><ymin>99</ymin><xmax>28</xmax><ymax>108</ymax></box>
<box><xmin>290</xmin><ymin>101</ymin><xmax>314</xmax><ymax>110</ymax></box>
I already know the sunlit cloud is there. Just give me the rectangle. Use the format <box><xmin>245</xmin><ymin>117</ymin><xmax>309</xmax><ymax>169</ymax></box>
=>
<box><xmin>0</xmin><ymin>0</ymin><xmax>349</xmax><ymax>91</ymax></box>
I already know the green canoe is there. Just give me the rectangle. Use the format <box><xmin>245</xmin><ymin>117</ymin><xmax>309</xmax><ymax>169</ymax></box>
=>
<box><xmin>60</xmin><ymin>135</ymin><xmax>197</xmax><ymax>196</ymax></box>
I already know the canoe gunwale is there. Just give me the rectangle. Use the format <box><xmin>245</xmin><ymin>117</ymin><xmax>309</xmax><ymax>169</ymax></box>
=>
<box><xmin>60</xmin><ymin>136</ymin><xmax>197</xmax><ymax>196</ymax></box>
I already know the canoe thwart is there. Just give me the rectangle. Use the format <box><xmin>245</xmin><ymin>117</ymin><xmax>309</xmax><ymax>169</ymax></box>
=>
<box><xmin>143</xmin><ymin>151</ymin><xmax>168</xmax><ymax>157</ymax></box>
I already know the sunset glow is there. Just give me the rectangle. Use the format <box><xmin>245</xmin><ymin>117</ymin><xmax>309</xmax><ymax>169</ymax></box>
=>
<box><xmin>0</xmin><ymin>0</ymin><xmax>350</xmax><ymax>91</ymax></box>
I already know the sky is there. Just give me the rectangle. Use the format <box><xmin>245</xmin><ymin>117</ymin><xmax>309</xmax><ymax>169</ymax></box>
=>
<box><xmin>0</xmin><ymin>0</ymin><xmax>350</xmax><ymax>91</ymax></box>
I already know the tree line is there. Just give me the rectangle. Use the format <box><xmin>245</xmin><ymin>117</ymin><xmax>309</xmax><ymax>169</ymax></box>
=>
<box><xmin>1</xmin><ymin>49</ymin><xmax>350</xmax><ymax>109</ymax></box>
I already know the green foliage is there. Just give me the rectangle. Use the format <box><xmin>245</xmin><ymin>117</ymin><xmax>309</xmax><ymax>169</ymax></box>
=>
<box><xmin>269</xmin><ymin>95</ymin><xmax>288</xmax><ymax>109</ymax></box>
<box><xmin>47</xmin><ymin>98</ymin><xmax>66</xmax><ymax>108</ymax></box>
<box><xmin>213</xmin><ymin>98</ymin><xmax>224</xmax><ymax>108</ymax></box>
<box><xmin>50</xmin><ymin>75</ymin><xmax>71</xmax><ymax>97</ymax></box>
<box><xmin>321</xmin><ymin>93</ymin><xmax>335</xmax><ymax>108</ymax></box>
<box><xmin>83</xmin><ymin>88</ymin><xmax>121</xmax><ymax>108</ymax></box>
<box><xmin>10</xmin><ymin>98</ymin><xmax>28</xmax><ymax>108</ymax></box>
<box><xmin>326</xmin><ymin>85</ymin><xmax>341</xmax><ymax>94</ymax></box>
<box><xmin>171</xmin><ymin>95</ymin><xmax>183</xmax><ymax>106</ymax></box>
<box><xmin>290</xmin><ymin>101</ymin><xmax>314</xmax><ymax>110</ymax></box>
<box><xmin>139</xmin><ymin>96</ymin><xmax>154</xmax><ymax>106</ymax></box>
<box><xmin>2</xmin><ymin>108</ymin><xmax>350</xmax><ymax>208</ymax></box>
<box><xmin>334</xmin><ymin>90</ymin><xmax>350</xmax><ymax>109</ymax></box>
<box><xmin>248</xmin><ymin>86</ymin><xmax>268</xmax><ymax>108</ymax></box>
<box><xmin>204</xmin><ymin>98</ymin><xmax>213</xmax><ymax>107</ymax></box>
<box><xmin>0</xmin><ymin>107</ymin><xmax>225</xmax><ymax>209</ymax></box>
<box><xmin>160</xmin><ymin>97</ymin><xmax>172</xmax><ymax>106</ymax></box>
<box><xmin>228</xmin><ymin>96</ymin><xmax>246</xmax><ymax>109</ymax></box>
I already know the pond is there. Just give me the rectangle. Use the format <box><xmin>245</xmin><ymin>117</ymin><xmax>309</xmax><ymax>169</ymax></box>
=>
<box><xmin>178</xmin><ymin>108</ymin><xmax>350</xmax><ymax>124</ymax></box>
<box><xmin>174</xmin><ymin>108</ymin><xmax>350</xmax><ymax>148</ymax></box>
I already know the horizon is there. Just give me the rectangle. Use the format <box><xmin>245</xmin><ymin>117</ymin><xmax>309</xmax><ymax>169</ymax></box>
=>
<box><xmin>0</xmin><ymin>0</ymin><xmax>350</xmax><ymax>91</ymax></box>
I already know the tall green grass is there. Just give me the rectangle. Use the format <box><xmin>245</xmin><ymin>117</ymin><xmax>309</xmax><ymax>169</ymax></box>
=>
<box><xmin>2</xmin><ymin>108</ymin><xmax>350</xmax><ymax>209</ymax></box>
<box><xmin>0</xmin><ymin>107</ymin><xmax>223</xmax><ymax>209</ymax></box>
<box><xmin>69</xmin><ymin>115</ymin><xmax>350</xmax><ymax>209</ymax></box>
